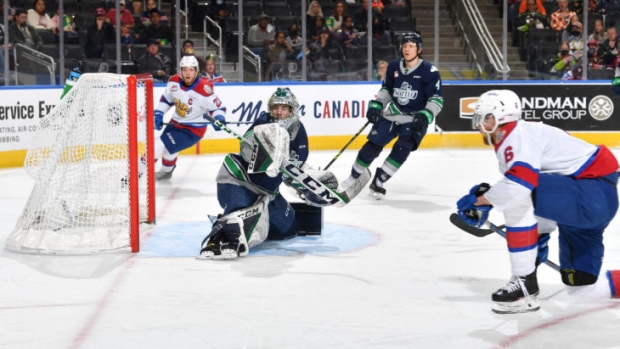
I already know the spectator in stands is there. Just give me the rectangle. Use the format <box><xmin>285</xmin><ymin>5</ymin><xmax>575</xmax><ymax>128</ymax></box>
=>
<box><xmin>141</xmin><ymin>0</ymin><xmax>168</xmax><ymax>27</ymax></box>
<box><xmin>107</xmin><ymin>0</ymin><xmax>135</xmax><ymax>30</ymax></box>
<box><xmin>9</xmin><ymin>8</ymin><xmax>42</xmax><ymax>50</ymax></box>
<box><xmin>336</xmin><ymin>15</ymin><xmax>362</xmax><ymax>48</ymax></box>
<box><xmin>182</xmin><ymin>39</ymin><xmax>204</xmax><ymax>70</ymax></box>
<box><xmin>307</xmin><ymin>1</ymin><xmax>324</xmax><ymax>38</ymax></box>
<box><xmin>247</xmin><ymin>14</ymin><xmax>275</xmax><ymax>60</ymax></box>
<box><xmin>84</xmin><ymin>7</ymin><xmax>115</xmax><ymax>59</ymax></box>
<box><xmin>587</xmin><ymin>19</ymin><xmax>607</xmax><ymax>44</ymax></box>
<box><xmin>514</xmin><ymin>0</ymin><xmax>549</xmax><ymax>32</ymax></box>
<box><xmin>139</xmin><ymin>8</ymin><xmax>173</xmax><ymax>45</ymax></box>
<box><xmin>201</xmin><ymin>54</ymin><xmax>226</xmax><ymax>83</ymax></box>
<box><xmin>51</xmin><ymin>4</ymin><xmax>76</xmax><ymax>33</ymax></box>
<box><xmin>550</xmin><ymin>0</ymin><xmax>576</xmax><ymax>35</ymax></box>
<box><xmin>205</xmin><ymin>0</ymin><xmax>230</xmax><ymax>35</ymax></box>
<box><xmin>309</xmin><ymin>26</ymin><xmax>341</xmax><ymax>63</ymax></box>
<box><xmin>0</xmin><ymin>23</ymin><xmax>12</xmax><ymax>77</ymax></box>
<box><xmin>599</xmin><ymin>26</ymin><xmax>619</xmax><ymax>70</ymax></box>
<box><xmin>368</xmin><ymin>13</ymin><xmax>390</xmax><ymax>47</ymax></box>
<box><xmin>27</xmin><ymin>0</ymin><xmax>56</xmax><ymax>34</ymax></box>
<box><xmin>132</xmin><ymin>0</ymin><xmax>143</xmax><ymax>15</ymax></box>
<box><xmin>374</xmin><ymin>59</ymin><xmax>388</xmax><ymax>81</ymax></box>
<box><xmin>587</xmin><ymin>38</ymin><xmax>603</xmax><ymax>71</ymax></box>
<box><xmin>354</xmin><ymin>0</ymin><xmax>380</xmax><ymax>33</ymax></box>
<box><xmin>518</xmin><ymin>0</ymin><xmax>546</xmax><ymax>16</ymax></box>
<box><xmin>120</xmin><ymin>23</ymin><xmax>135</xmax><ymax>45</ymax></box>
<box><xmin>547</xmin><ymin>41</ymin><xmax>576</xmax><ymax>79</ymax></box>
<box><xmin>562</xmin><ymin>19</ymin><xmax>584</xmax><ymax>61</ymax></box>
<box><xmin>0</xmin><ymin>2</ymin><xmax>16</xmax><ymax>23</ymax></box>
<box><xmin>307</xmin><ymin>15</ymin><xmax>325</xmax><ymax>43</ymax></box>
<box><xmin>286</xmin><ymin>23</ymin><xmax>303</xmax><ymax>55</ymax></box>
<box><xmin>136</xmin><ymin>38</ymin><xmax>172</xmax><ymax>82</ymax></box>
<box><xmin>327</xmin><ymin>1</ymin><xmax>347</xmax><ymax>32</ymax></box>
<box><xmin>371</xmin><ymin>0</ymin><xmax>384</xmax><ymax>14</ymax></box>
<box><xmin>265</xmin><ymin>30</ymin><xmax>294</xmax><ymax>80</ymax></box>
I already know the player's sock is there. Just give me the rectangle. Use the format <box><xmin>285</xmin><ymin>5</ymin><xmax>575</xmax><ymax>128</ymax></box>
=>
<box><xmin>491</xmin><ymin>270</ymin><xmax>540</xmax><ymax>314</ymax></box>
<box><xmin>607</xmin><ymin>270</ymin><xmax>620</xmax><ymax>298</ymax></box>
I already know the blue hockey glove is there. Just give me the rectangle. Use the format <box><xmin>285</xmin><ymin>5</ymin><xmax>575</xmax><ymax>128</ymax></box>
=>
<box><xmin>612</xmin><ymin>77</ymin><xmax>620</xmax><ymax>95</ymax></box>
<box><xmin>212</xmin><ymin>115</ymin><xmax>226</xmax><ymax>131</ymax></box>
<box><xmin>412</xmin><ymin>109</ymin><xmax>434</xmax><ymax>124</ymax></box>
<box><xmin>366</xmin><ymin>100</ymin><xmax>383</xmax><ymax>124</ymax></box>
<box><xmin>154</xmin><ymin>110</ymin><xmax>164</xmax><ymax>131</ymax></box>
<box><xmin>456</xmin><ymin>183</ymin><xmax>493</xmax><ymax>228</ymax></box>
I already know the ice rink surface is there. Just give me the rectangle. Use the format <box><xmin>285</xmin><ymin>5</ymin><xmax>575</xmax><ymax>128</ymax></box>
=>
<box><xmin>2</xmin><ymin>148</ymin><xmax>620</xmax><ymax>349</ymax></box>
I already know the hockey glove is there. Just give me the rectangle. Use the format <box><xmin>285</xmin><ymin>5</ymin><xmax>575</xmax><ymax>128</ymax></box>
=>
<box><xmin>212</xmin><ymin>115</ymin><xmax>226</xmax><ymax>131</ymax></box>
<box><xmin>412</xmin><ymin>109</ymin><xmax>434</xmax><ymax>124</ymax></box>
<box><xmin>366</xmin><ymin>100</ymin><xmax>383</xmax><ymax>124</ymax></box>
<box><xmin>612</xmin><ymin>77</ymin><xmax>620</xmax><ymax>95</ymax></box>
<box><xmin>456</xmin><ymin>183</ymin><xmax>493</xmax><ymax>228</ymax></box>
<box><xmin>154</xmin><ymin>110</ymin><xmax>164</xmax><ymax>131</ymax></box>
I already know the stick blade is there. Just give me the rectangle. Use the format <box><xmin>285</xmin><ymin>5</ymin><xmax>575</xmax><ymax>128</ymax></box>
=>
<box><xmin>449</xmin><ymin>213</ymin><xmax>495</xmax><ymax>237</ymax></box>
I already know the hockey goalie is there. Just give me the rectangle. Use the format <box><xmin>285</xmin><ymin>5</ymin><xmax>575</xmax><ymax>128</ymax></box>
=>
<box><xmin>199</xmin><ymin>87</ymin><xmax>367</xmax><ymax>260</ymax></box>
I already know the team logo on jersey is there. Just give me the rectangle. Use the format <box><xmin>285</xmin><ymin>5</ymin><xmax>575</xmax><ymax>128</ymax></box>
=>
<box><xmin>204</xmin><ymin>84</ymin><xmax>213</xmax><ymax>95</ymax></box>
<box><xmin>171</xmin><ymin>85</ymin><xmax>178</xmax><ymax>92</ymax></box>
<box><xmin>393</xmin><ymin>82</ymin><xmax>417</xmax><ymax>105</ymax></box>
<box><xmin>588</xmin><ymin>95</ymin><xmax>613</xmax><ymax>121</ymax></box>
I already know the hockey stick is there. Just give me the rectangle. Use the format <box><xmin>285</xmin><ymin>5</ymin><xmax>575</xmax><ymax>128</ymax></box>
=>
<box><xmin>163</xmin><ymin>120</ymin><xmax>254</xmax><ymax>126</ymax></box>
<box><xmin>324</xmin><ymin>120</ymin><xmax>370</xmax><ymax>170</ymax></box>
<box><xmin>204</xmin><ymin>115</ymin><xmax>366</xmax><ymax>207</ymax></box>
<box><xmin>449</xmin><ymin>213</ymin><xmax>561</xmax><ymax>272</ymax></box>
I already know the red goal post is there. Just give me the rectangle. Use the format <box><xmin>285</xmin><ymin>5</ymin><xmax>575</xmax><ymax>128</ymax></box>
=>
<box><xmin>6</xmin><ymin>73</ymin><xmax>155</xmax><ymax>254</ymax></box>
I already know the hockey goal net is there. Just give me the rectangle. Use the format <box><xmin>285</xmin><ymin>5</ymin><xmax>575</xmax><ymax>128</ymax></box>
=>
<box><xmin>6</xmin><ymin>73</ymin><xmax>155</xmax><ymax>254</ymax></box>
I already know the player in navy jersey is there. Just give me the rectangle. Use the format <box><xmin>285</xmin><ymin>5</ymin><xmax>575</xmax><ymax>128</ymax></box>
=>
<box><xmin>199</xmin><ymin>87</ymin><xmax>338</xmax><ymax>260</ymax></box>
<box><xmin>153</xmin><ymin>55</ymin><xmax>227</xmax><ymax>180</ymax></box>
<box><xmin>456</xmin><ymin>89</ymin><xmax>620</xmax><ymax>314</ymax></box>
<box><xmin>341</xmin><ymin>32</ymin><xmax>443</xmax><ymax>199</ymax></box>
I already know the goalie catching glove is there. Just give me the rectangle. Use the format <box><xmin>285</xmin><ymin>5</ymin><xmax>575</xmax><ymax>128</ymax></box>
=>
<box><xmin>456</xmin><ymin>183</ymin><xmax>493</xmax><ymax>228</ymax></box>
<box><xmin>241</xmin><ymin>123</ymin><xmax>290</xmax><ymax>178</ymax></box>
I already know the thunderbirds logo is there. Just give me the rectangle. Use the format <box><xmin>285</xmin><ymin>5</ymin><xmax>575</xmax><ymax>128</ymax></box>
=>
<box><xmin>393</xmin><ymin>82</ymin><xmax>418</xmax><ymax>105</ymax></box>
<box><xmin>459</xmin><ymin>95</ymin><xmax>614</xmax><ymax>122</ymax></box>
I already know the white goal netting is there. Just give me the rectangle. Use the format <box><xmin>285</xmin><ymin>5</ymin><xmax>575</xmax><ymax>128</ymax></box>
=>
<box><xmin>6</xmin><ymin>73</ymin><xmax>154</xmax><ymax>254</ymax></box>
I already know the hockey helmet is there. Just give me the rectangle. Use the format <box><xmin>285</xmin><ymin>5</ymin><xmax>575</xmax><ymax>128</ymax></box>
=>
<box><xmin>401</xmin><ymin>32</ymin><xmax>423</xmax><ymax>49</ymax></box>
<box><xmin>268</xmin><ymin>87</ymin><xmax>300</xmax><ymax>137</ymax></box>
<box><xmin>179</xmin><ymin>55</ymin><xmax>199</xmax><ymax>71</ymax></box>
<box><xmin>473</xmin><ymin>89</ymin><xmax>521</xmax><ymax>133</ymax></box>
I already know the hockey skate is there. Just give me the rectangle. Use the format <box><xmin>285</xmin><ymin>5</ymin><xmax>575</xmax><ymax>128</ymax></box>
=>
<box><xmin>198</xmin><ymin>218</ymin><xmax>250</xmax><ymax>260</ymax></box>
<box><xmin>491</xmin><ymin>270</ymin><xmax>540</xmax><ymax>314</ymax></box>
<box><xmin>368</xmin><ymin>169</ymin><xmax>386</xmax><ymax>200</ymax></box>
<box><xmin>155</xmin><ymin>165</ymin><xmax>176</xmax><ymax>181</ymax></box>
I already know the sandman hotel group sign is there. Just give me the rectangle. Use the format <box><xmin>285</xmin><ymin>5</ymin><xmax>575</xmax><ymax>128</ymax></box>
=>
<box><xmin>439</xmin><ymin>83</ymin><xmax>620</xmax><ymax>132</ymax></box>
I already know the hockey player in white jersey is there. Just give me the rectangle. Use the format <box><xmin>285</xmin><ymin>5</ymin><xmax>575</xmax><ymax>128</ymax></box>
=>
<box><xmin>456</xmin><ymin>89</ymin><xmax>620</xmax><ymax>314</ymax></box>
<box><xmin>153</xmin><ymin>55</ymin><xmax>227</xmax><ymax>180</ymax></box>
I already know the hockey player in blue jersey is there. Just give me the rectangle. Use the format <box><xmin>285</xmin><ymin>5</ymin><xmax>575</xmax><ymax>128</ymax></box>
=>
<box><xmin>342</xmin><ymin>32</ymin><xmax>444</xmax><ymax>199</ymax></box>
<box><xmin>199</xmin><ymin>87</ymin><xmax>339</xmax><ymax>260</ymax></box>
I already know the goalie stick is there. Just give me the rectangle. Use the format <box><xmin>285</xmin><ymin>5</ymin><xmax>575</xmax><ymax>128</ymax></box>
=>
<box><xmin>205</xmin><ymin>115</ymin><xmax>368</xmax><ymax>208</ymax></box>
<box><xmin>449</xmin><ymin>213</ymin><xmax>560</xmax><ymax>272</ymax></box>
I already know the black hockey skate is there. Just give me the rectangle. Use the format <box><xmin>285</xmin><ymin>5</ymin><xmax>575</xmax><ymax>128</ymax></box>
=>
<box><xmin>369</xmin><ymin>169</ymin><xmax>387</xmax><ymax>200</ymax></box>
<box><xmin>491</xmin><ymin>270</ymin><xmax>540</xmax><ymax>314</ymax></box>
<box><xmin>199</xmin><ymin>228</ymin><xmax>247</xmax><ymax>260</ymax></box>
<box><xmin>155</xmin><ymin>165</ymin><xmax>176</xmax><ymax>181</ymax></box>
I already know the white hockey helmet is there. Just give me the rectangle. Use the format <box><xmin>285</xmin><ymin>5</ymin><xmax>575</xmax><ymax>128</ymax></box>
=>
<box><xmin>179</xmin><ymin>55</ymin><xmax>199</xmax><ymax>71</ymax></box>
<box><xmin>473</xmin><ymin>89</ymin><xmax>521</xmax><ymax>133</ymax></box>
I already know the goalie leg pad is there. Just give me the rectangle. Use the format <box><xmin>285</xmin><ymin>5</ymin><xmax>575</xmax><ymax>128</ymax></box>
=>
<box><xmin>199</xmin><ymin>196</ymin><xmax>270</xmax><ymax>259</ymax></box>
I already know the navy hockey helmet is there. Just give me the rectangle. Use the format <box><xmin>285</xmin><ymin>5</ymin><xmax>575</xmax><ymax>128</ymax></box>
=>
<box><xmin>401</xmin><ymin>32</ymin><xmax>423</xmax><ymax>49</ymax></box>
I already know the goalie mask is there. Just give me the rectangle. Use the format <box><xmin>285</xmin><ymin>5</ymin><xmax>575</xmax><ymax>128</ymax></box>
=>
<box><xmin>473</xmin><ymin>90</ymin><xmax>521</xmax><ymax>142</ymax></box>
<box><xmin>268</xmin><ymin>87</ymin><xmax>301</xmax><ymax>139</ymax></box>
